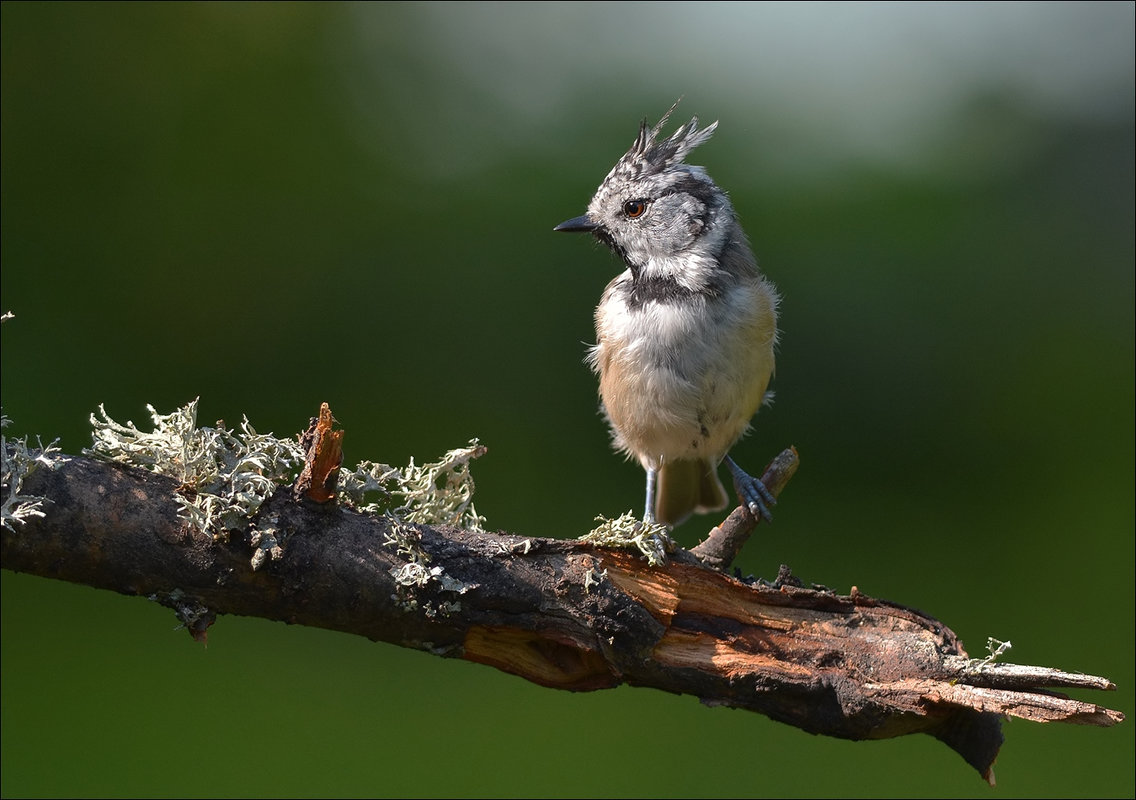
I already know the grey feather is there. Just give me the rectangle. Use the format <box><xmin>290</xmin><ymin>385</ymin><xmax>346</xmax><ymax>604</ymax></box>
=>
<box><xmin>557</xmin><ymin>103</ymin><xmax>780</xmax><ymax>528</ymax></box>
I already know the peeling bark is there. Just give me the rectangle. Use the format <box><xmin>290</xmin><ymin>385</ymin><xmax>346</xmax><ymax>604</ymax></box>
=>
<box><xmin>1</xmin><ymin>453</ymin><xmax>1123</xmax><ymax>785</ymax></box>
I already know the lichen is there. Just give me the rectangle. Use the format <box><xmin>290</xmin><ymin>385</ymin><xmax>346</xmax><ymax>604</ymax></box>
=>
<box><xmin>383</xmin><ymin>510</ymin><xmax>475</xmax><ymax>617</ymax></box>
<box><xmin>1</xmin><ymin>414</ymin><xmax>63</xmax><ymax>531</ymax></box>
<box><xmin>83</xmin><ymin>399</ymin><xmax>487</xmax><ymax>600</ymax></box>
<box><xmin>87</xmin><ymin>399</ymin><xmax>306</xmax><ymax>545</ymax></box>
<box><xmin>149</xmin><ymin>588</ymin><xmax>214</xmax><ymax>644</ymax></box>
<box><xmin>582</xmin><ymin>511</ymin><xmax>674</xmax><ymax>567</ymax></box>
<box><xmin>338</xmin><ymin>440</ymin><xmax>487</xmax><ymax>532</ymax></box>
<box><xmin>1</xmin><ymin>312</ymin><xmax>64</xmax><ymax>530</ymax></box>
<box><xmin>248</xmin><ymin>525</ymin><xmax>284</xmax><ymax>571</ymax></box>
<box><xmin>583</xmin><ymin>566</ymin><xmax>608</xmax><ymax>593</ymax></box>
<box><xmin>981</xmin><ymin>637</ymin><xmax>1013</xmax><ymax>666</ymax></box>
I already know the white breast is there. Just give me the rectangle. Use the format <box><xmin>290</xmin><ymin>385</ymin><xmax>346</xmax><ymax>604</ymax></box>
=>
<box><xmin>591</xmin><ymin>270</ymin><xmax>777</xmax><ymax>470</ymax></box>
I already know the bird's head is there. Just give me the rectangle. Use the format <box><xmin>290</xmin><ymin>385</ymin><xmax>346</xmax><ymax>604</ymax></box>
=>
<box><xmin>555</xmin><ymin>103</ymin><xmax>731</xmax><ymax>278</ymax></box>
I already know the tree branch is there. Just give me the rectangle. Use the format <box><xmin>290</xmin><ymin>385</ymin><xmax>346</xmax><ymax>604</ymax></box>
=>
<box><xmin>690</xmin><ymin>446</ymin><xmax>800</xmax><ymax>569</ymax></box>
<box><xmin>1</xmin><ymin>452</ymin><xmax>1122</xmax><ymax>786</ymax></box>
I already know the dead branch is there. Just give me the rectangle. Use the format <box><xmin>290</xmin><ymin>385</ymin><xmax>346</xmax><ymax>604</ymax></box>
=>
<box><xmin>0</xmin><ymin>452</ymin><xmax>1122</xmax><ymax>786</ymax></box>
<box><xmin>690</xmin><ymin>446</ymin><xmax>800</xmax><ymax>569</ymax></box>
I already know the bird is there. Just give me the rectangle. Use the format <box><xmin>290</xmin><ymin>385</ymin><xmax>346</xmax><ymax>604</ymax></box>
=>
<box><xmin>554</xmin><ymin>103</ymin><xmax>779</xmax><ymax>528</ymax></box>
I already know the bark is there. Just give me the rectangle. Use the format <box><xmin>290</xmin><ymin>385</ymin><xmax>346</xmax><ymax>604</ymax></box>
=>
<box><xmin>1</xmin><ymin>453</ymin><xmax>1123</xmax><ymax>785</ymax></box>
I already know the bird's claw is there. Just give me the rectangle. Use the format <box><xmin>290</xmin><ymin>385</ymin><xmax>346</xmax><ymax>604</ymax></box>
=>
<box><xmin>725</xmin><ymin>456</ymin><xmax>775</xmax><ymax>523</ymax></box>
<box><xmin>738</xmin><ymin>474</ymin><xmax>775</xmax><ymax>522</ymax></box>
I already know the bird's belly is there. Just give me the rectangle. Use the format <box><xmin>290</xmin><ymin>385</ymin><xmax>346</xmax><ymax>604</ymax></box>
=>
<box><xmin>595</xmin><ymin>297</ymin><xmax>774</xmax><ymax>469</ymax></box>
<box><xmin>601</xmin><ymin>366</ymin><xmax>753</xmax><ymax>463</ymax></box>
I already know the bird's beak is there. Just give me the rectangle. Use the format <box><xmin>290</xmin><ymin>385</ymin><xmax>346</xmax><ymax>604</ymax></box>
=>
<box><xmin>553</xmin><ymin>214</ymin><xmax>598</xmax><ymax>233</ymax></box>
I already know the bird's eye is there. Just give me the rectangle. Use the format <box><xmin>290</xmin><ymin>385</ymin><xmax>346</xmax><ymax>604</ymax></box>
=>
<box><xmin>623</xmin><ymin>199</ymin><xmax>648</xmax><ymax>219</ymax></box>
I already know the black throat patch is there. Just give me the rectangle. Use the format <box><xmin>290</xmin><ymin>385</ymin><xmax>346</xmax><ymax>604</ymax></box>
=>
<box><xmin>626</xmin><ymin>274</ymin><xmax>722</xmax><ymax>309</ymax></box>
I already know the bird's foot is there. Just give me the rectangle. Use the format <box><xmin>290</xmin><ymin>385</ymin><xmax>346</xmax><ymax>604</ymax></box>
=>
<box><xmin>725</xmin><ymin>456</ymin><xmax>775</xmax><ymax>523</ymax></box>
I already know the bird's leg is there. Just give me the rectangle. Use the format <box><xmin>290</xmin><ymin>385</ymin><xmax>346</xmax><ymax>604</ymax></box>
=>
<box><xmin>724</xmin><ymin>455</ymin><xmax>776</xmax><ymax>522</ymax></box>
<box><xmin>643</xmin><ymin>466</ymin><xmax>658</xmax><ymax>524</ymax></box>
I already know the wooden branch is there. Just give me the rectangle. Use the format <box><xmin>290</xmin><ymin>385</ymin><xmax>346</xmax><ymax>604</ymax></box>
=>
<box><xmin>1</xmin><ymin>453</ymin><xmax>1122</xmax><ymax>786</ymax></box>
<box><xmin>690</xmin><ymin>446</ymin><xmax>800</xmax><ymax>569</ymax></box>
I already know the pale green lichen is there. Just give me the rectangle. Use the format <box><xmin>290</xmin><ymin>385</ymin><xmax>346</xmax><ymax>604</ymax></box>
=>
<box><xmin>248</xmin><ymin>525</ymin><xmax>284</xmax><ymax>571</ymax></box>
<box><xmin>954</xmin><ymin>637</ymin><xmax>1014</xmax><ymax>677</ymax></box>
<box><xmin>339</xmin><ymin>438</ymin><xmax>488</xmax><ymax>612</ymax></box>
<box><xmin>1</xmin><ymin>415</ymin><xmax>63</xmax><ymax>531</ymax></box>
<box><xmin>981</xmin><ymin>637</ymin><xmax>1013</xmax><ymax>666</ymax></box>
<box><xmin>84</xmin><ymin>399</ymin><xmax>487</xmax><ymax>599</ymax></box>
<box><xmin>1</xmin><ymin>312</ymin><xmax>63</xmax><ymax>529</ymax></box>
<box><xmin>583</xmin><ymin>566</ymin><xmax>608</xmax><ymax>593</ymax></box>
<box><xmin>88</xmin><ymin>399</ymin><xmax>306</xmax><ymax>545</ymax></box>
<box><xmin>338</xmin><ymin>440</ymin><xmax>487</xmax><ymax>532</ymax></box>
<box><xmin>383</xmin><ymin>510</ymin><xmax>475</xmax><ymax>617</ymax></box>
<box><xmin>582</xmin><ymin>511</ymin><xmax>674</xmax><ymax>567</ymax></box>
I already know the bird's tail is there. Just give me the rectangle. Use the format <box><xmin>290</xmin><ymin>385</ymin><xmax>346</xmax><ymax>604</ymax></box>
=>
<box><xmin>655</xmin><ymin>459</ymin><xmax>728</xmax><ymax>527</ymax></box>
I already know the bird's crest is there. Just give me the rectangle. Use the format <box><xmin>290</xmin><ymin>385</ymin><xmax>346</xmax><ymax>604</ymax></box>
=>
<box><xmin>611</xmin><ymin>101</ymin><xmax>718</xmax><ymax>183</ymax></box>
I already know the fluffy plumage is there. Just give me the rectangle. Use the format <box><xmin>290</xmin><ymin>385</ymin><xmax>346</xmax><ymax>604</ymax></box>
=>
<box><xmin>556</xmin><ymin>104</ymin><xmax>779</xmax><ymax>527</ymax></box>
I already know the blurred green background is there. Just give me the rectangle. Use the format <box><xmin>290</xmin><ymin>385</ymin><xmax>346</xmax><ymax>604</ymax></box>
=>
<box><xmin>2</xmin><ymin>2</ymin><xmax>1132</xmax><ymax>797</ymax></box>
